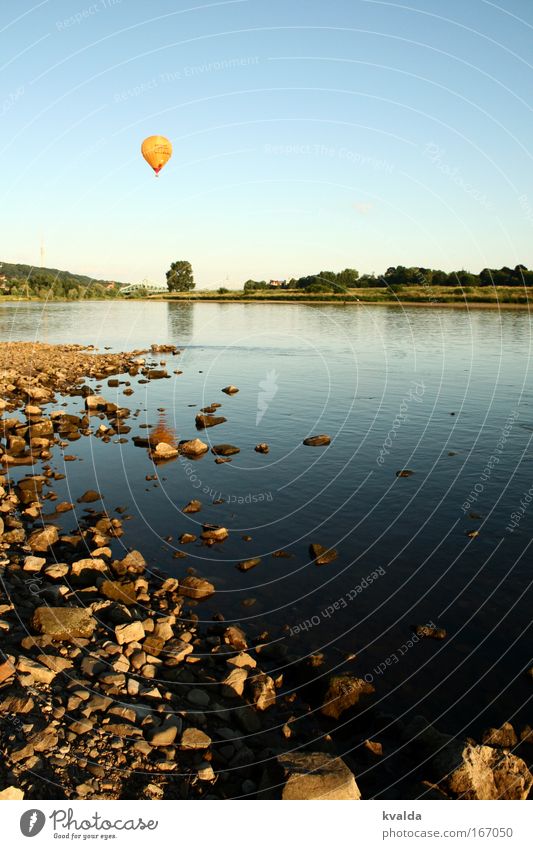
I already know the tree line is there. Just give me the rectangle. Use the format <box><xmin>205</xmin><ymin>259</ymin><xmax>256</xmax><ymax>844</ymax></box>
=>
<box><xmin>243</xmin><ymin>265</ymin><xmax>533</xmax><ymax>293</ymax></box>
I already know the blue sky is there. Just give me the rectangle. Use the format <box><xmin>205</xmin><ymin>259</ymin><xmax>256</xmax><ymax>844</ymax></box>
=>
<box><xmin>1</xmin><ymin>0</ymin><xmax>532</xmax><ymax>287</ymax></box>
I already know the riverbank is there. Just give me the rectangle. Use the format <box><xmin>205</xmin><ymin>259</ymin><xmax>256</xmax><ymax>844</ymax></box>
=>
<box><xmin>0</xmin><ymin>342</ymin><xmax>531</xmax><ymax>802</ymax></box>
<box><xmin>155</xmin><ymin>286</ymin><xmax>533</xmax><ymax>309</ymax></box>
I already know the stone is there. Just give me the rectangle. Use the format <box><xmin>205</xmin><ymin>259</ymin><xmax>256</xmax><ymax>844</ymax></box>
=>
<box><xmin>85</xmin><ymin>395</ymin><xmax>108</xmax><ymax>410</ymax></box>
<box><xmin>415</xmin><ymin>624</ymin><xmax>447</xmax><ymax>640</ymax></box>
<box><xmin>181</xmin><ymin>727</ymin><xmax>211</xmax><ymax>749</ymax></box>
<box><xmin>23</xmin><ymin>555</ymin><xmax>46</xmax><ymax>572</ymax></box>
<box><xmin>187</xmin><ymin>688</ymin><xmax>210</xmax><ymax>707</ymax></box>
<box><xmin>119</xmin><ymin>550</ymin><xmax>146</xmax><ymax>573</ymax></box>
<box><xmin>434</xmin><ymin>743</ymin><xmax>533</xmax><ymax>800</ymax></box>
<box><xmin>146</xmin><ymin>719</ymin><xmax>181</xmax><ymax>747</ymax></box>
<box><xmin>16</xmin><ymin>656</ymin><xmax>57</xmax><ymax>684</ymax></box>
<box><xmin>55</xmin><ymin>501</ymin><xmax>74</xmax><ymax>513</ymax></box>
<box><xmin>178</xmin><ymin>576</ymin><xmax>215</xmax><ymax>599</ymax></box>
<box><xmin>38</xmin><ymin>655</ymin><xmax>73</xmax><ymax>674</ymax></box>
<box><xmin>32</xmin><ymin>607</ymin><xmax>97</xmax><ymax>640</ymax></box>
<box><xmin>28</xmin><ymin>727</ymin><xmax>59</xmax><ymax>752</ymax></box>
<box><xmin>0</xmin><ymin>659</ymin><xmax>16</xmax><ymax>683</ymax></box>
<box><xmin>396</xmin><ymin>469</ymin><xmax>414</xmax><ymax>477</ymax></box>
<box><xmin>165</xmin><ymin>640</ymin><xmax>194</xmax><ymax>664</ymax></box>
<box><xmin>70</xmin><ymin>557</ymin><xmax>107</xmax><ymax>576</ymax></box>
<box><xmin>275</xmin><ymin>752</ymin><xmax>360</xmax><ymax>800</ymax></box>
<box><xmin>78</xmin><ymin>490</ymin><xmax>102</xmax><ymax>503</ymax></box>
<box><xmin>152</xmin><ymin>442</ymin><xmax>179</xmax><ymax>460</ymax></box>
<box><xmin>153</xmin><ymin>620</ymin><xmax>174</xmax><ymax>642</ymax></box>
<box><xmin>198</xmin><ymin>765</ymin><xmax>215</xmax><ymax>781</ymax></box>
<box><xmin>303</xmin><ymin>434</ymin><xmax>331</xmax><ymax>447</ymax></box>
<box><xmin>201</xmin><ymin>525</ymin><xmax>228</xmax><ymax>542</ymax></box>
<box><xmin>321</xmin><ymin>674</ymin><xmax>375</xmax><ymax>719</ymax></box>
<box><xmin>227</xmin><ymin>651</ymin><xmax>257</xmax><ymax>670</ymax></box>
<box><xmin>69</xmin><ymin>719</ymin><xmax>95</xmax><ymax>735</ymax></box>
<box><xmin>222</xmin><ymin>385</ymin><xmax>239</xmax><ymax>394</ymax></box>
<box><xmin>179</xmin><ymin>533</ymin><xmax>197</xmax><ymax>544</ymax></box>
<box><xmin>221</xmin><ymin>667</ymin><xmax>248</xmax><ymax>697</ymax></box>
<box><xmin>100</xmin><ymin>580</ymin><xmax>137</xmax><ymax>605</ymax></box>
<box><xmin>482</xmin><ymin>722</ymin><xmax>518</xmax><ymax>748</ymax></box>
<box><xmin>211</xmin><ymin>444</ymin><xmax>240</xmax><ymax>456</ymax></box>
<box><xmin>309</xmin><ymin>543</ymin><xmax>338</xmax><ymax>565</ymax></box>
<box><xmin>115</xmin><ymin>621</ymin><xmax>145</xmax><ymax>645</ymax></box>
<box><xmin>27</xmin><ymin>525</ymin><xmax>59</xmax><ymax>551</ymax></box>
<box><xmin>223</xmin><ymin>626</ymin><xmax>247</xmax><ymax>650</ymax></box>
<box><xmin>44</xmin><ymin>563</ymin><xmax>69</xmax><ymax>580</ymax></box>
<box><xmin>254</xmin><ymin>443</ymin><xmax>269</xmax><ymax>453</ymax></box>
<box><xmin>104</xmin><ymin>722</ymin><xmax>142</xmax><ymax>738</ymax></box>
<box><xmin>249</xmin><ymin>673</ymin><xmax>276</xmax><ymax>710</ymax></box>
<box><xmin>195</xmin><ymin>414</ymin><xmax>227</xmax><ymax>429</ymax></box>
<box><xmin>0</xmin><ymin>786</ymin><xmax>24</xmax><ymax>800</ymax></box>
<box><xmin>236</xmin><ymin>556</ymin><xmax>261</xmax><ymax>572</ymax></box>
<box><xmin>183</xmin><ymin>499</ymin><xmax>202</xmax><ymax>513</ymax></box>
<box><xmin>179</xmin><ymin>438</ymin><xmax>208</xmax><ymax>456</ymax></box>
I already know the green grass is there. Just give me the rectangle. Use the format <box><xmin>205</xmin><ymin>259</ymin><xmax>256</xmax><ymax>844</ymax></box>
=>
<box><xmin>155</xmin><ymin>286</ymin><xmax>533</xmax><ymax>306</ymax></box>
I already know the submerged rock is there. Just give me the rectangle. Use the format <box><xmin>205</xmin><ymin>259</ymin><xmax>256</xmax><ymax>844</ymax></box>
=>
<box><xmin>303</xmin><ymin>434</ymin><xmax>331</xmax><ymax>447</ymax></box>
<box><xmin>237</xmin><ymin>557</ymin><xmax>261</xmax><ymax>572</ymax></box>
<box><xmin>211</xmin><ymin>444</ymin><xmax>240</xmax><ymax>456</ymax></box>
<box><xmin>183</xmin><ymin>499</ymin><xmax>202</xmax><ymax>513</ymax></box>
<box><xmin>309</xmin><ymin>543</ymin><xmax>338</xmax><ymax>565</ymax></box>
<box><xmin>222</xmin><ymin>385</ymin><xmax>239</xmax><ymax>395</ymax></box>
<box><xmin>255</xmin><ymin>443</ymin><xmax>269</xmax><ymax>454</ymax></box>
<box><xmin>201</xmin><ymin>525</ymin><xmax>229</xmax><ymax>542</ymax></box>
<box><xmin>415</xmin><ymin>624</ymin><xmax>447</xmax><ymax>640</ymax></box>
<box><xmin>195</xmin><ymin>414</ymin><xmax>227</xmax><ymax>429</ymax></box>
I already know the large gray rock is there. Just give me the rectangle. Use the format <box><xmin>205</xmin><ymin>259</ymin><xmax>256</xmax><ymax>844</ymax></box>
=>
<box><xmin>275</xmin><ymin>752</ymin><xmax>360</xmax><ymax>800</ymax></box>
<box><xmin>32</xmin><ymin>607</ymin><xmax>97</xmax><ymax>640</ymax></box>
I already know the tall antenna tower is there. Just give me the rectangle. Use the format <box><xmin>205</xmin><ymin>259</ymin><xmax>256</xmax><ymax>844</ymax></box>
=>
<box><xmin>40</xmin><ymin>235</ymin><xmax>45</xmax><ymax>268</ymax></box>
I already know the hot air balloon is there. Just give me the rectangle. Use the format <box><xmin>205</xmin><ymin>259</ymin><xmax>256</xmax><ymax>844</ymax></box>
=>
<box><xmin>141</xmin><ymin>135</ymin><xmax>172</xmax><ymax>176</ymax></box>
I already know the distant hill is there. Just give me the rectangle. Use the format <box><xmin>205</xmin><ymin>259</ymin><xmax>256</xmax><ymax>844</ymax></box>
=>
<box><xmin>0</xmin><ymin>261</ymin><xmax>122</xmax><ymax>288</ymax></box>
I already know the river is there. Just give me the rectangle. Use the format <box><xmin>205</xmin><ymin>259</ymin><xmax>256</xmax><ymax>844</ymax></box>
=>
<box><xmin>2</xmin><ymin>299</ymin><xmax>532</xmax><ymax>738</ymax></box>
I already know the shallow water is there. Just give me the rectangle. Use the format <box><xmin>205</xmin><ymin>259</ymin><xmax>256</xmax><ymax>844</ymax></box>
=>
<box><xmin>2</xmin><ymin>300</ymin><xmax>532</xmax><ymax>737</ymax></box>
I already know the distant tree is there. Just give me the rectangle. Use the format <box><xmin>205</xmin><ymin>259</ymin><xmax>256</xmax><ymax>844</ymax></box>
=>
<box><xmin>218</xmin><ymin>287</ymin><xmax>230</xmax><ymax>294</ymax></box>
<box><xmin>431</xmin><ymin>269</ymin><xmax>450</xmax><ymax>286</ymax></box>
<box><xmin>166</xmin><ymin>260</ymin><xmax>194</xmax><ymax>292</ymax></box>
<box><xmin>337</xmin><ymin>268</ymin><xmax>360</xmax><ymax>288</ymax></box>
<box><xmin>243</xmin><ymin>279</ymin><xmax>268</xmax><ymax>292</ymax></box>
<box><xmin>317</xmin><ymin>271</ymin><xmax>337</xmax><ymax>285</ymax></box>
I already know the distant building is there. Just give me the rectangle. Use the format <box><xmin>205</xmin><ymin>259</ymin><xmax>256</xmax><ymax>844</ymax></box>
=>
<box><xmin>269</xmin><ymin>279</ymin><xmax>287</xmax><ymax>288</ymax></box>
<box><xmin>120</xmin><ymin>278</ymin><xmax>169</xmax><ymax>296</ymax></box>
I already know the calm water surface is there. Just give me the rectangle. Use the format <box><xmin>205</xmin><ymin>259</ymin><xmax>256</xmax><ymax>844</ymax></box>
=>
<box><xmin>2</xmin><ymin>301</ymin><xmax>532</xmax><ymax>737</ymax></box>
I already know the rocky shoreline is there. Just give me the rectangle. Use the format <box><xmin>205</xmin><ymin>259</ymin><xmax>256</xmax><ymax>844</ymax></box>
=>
<box><xmin>0</xmin><ymin>342</ymin><xmax>531</xmax><ymax>801</ymax></box>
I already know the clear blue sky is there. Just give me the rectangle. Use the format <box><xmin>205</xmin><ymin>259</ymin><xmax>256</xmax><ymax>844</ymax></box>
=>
<box><xmin>1</xmin><ymin>0</ymin><xmax>532</xmax><ymax>287</ymax></box>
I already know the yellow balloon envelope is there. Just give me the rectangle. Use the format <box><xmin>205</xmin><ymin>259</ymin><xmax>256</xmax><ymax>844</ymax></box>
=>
<box><xmin>141</xmin><ymin>135</ymin><xmax>172</xmax><ymax>176</ymax></box>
